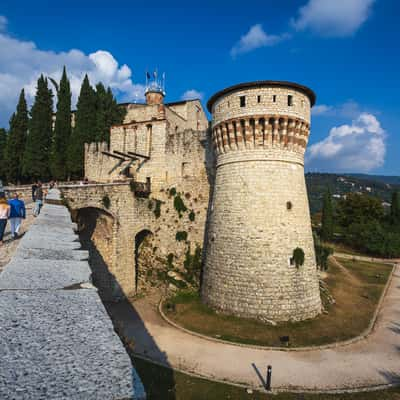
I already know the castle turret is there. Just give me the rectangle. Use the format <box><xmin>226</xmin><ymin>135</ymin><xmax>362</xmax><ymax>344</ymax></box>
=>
<box><xmin>145</xmin><ymin>71</ymin><xmax>165</xmax><ymax>105</ymax></box>
<box><xmin>202</xmin><ymin>81</ymin><xmax>321</xmax><ymax>323</ymax></box>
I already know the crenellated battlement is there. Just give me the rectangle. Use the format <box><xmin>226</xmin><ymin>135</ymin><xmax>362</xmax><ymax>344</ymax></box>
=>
<box><xmin>212</xmin><ymin>115</ymin><xmax>310</xmax><ymax>156</ymax></box>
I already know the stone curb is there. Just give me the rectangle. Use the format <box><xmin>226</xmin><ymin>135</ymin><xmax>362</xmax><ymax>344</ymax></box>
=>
<box><xmin>158</xmin><ymin>260</ymin><xmax>397</xmax><ymax>352</ymax></box>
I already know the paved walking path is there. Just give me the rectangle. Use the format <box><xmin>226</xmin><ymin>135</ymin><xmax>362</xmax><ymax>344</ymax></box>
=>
<box><xmin>109</xmin><ymin>264</ymin><xmax>400</xmax><ymax>392</ymax></box>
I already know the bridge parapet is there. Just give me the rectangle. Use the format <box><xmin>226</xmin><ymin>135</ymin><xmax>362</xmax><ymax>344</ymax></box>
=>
<box><xmin>0</xmin><ymin>189</ymin><xmax>146</xmax><ymax>399</ymax></box>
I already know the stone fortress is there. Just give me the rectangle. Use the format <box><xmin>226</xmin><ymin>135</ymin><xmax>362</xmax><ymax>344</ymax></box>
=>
<box><xmin>62</xmin><ymin>77</ymin><xmax>321</xmax><ymax>323</ymax></box>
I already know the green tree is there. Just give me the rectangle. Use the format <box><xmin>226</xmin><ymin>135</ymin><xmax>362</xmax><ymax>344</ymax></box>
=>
<box><xmin>390</xmin><ymin>191</ymin><xmax>400</xmax><ymax>225</ymax></box>
<box><xmin>50</xmin><ymin>66</ymin><xmax>71</xmax><ymax>180</ymax></box>
<box><xmin>67</xmin><ymin>74</ymin><xmax>96</xmax><ymax>178</ymax></box>
<box><xmin>23</xmin><ymin>75</ymin><xmax>54</xmax><ymax>180</ymax></box>
<box><xmin>321</xmin><ymin>189</ymin><xmax>334</xmax><ymax>241</ymax></box>
<box><xmin>337</xmin><ymin>193</ymin><xmax>384</xmax><ymax>228</ymax></box>
<box><xmin>5</xmin><ymin>89</ymin><xmax>28</xmax><ymax>183</ymax></box>
<box><xmin>0</xmin><ymin>128</ymin><xmax>7</xmax><ymax>182</ymax></box>
<box><xmin>94</xmin><ymin>83</ymin><xmax>125</xmax><ymax>143</ymax></box>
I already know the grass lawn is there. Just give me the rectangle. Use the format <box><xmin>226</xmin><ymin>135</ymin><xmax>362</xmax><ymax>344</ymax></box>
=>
<box><xmin>162</xmin><ymin>258</ymin><xmax>393</xmax><ymax>347</ymax></box>
<box><xmin>325</xmin><ymin>241</ymin><xmax>366</xmax><ymax>256</ymax></box>
<box><xmin>134</xmin><ymin>356</ymin><xmax>400</xmax><ymax>400</ymax></box>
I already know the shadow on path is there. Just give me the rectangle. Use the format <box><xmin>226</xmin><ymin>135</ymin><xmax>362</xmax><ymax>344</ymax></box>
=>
<box><xmin>75</xmin><ymin>208</ymin><xmax>176</xmax><ymax>400</ymax></box>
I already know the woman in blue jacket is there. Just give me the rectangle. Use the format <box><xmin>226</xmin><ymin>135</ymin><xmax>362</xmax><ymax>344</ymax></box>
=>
<box><xmin>8</xmin><ymin>193</ymin><xmax>26</xmax><ymax>239</ymax></box>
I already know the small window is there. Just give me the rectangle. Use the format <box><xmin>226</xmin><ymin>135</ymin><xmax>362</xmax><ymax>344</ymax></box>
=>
<box><xmin>301</xmin><ymin>100</ymin><xmax>305</xmax><ymax>107</ymax></box>
<box><xmin>227</xmin><ymin>101</ymin><xmax>230</xmax><ymax>108</ymax></box>
<box><xmin>288</xmin><ymin>95</ymin><xmax>293</xmax><ymax>106</ymax></box>
<box><xmin>287</xmin><ymin>201</ymin><xmax>293</xmax><ymax>210</ymax></box>
<box><xmin>273</xmin><ymin>95</ymin><xmax>277</xmax><ymax>103</ymax></box>
<box><xmin>289</xmin><ymin>257</ymin><xmax>295</xmax><ymax>267</ymax></box>
<box><xmin>240</xmin><ymin>96</ymin><xmax>246</xmax><ymax>107</ymax></box>
<box><xmin>257</xmin><ymin>95</ymin><xmax>261</xmax><ymax>103</ymax></box>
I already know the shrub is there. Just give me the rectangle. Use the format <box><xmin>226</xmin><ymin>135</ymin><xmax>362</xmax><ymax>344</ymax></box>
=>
<box><xmin>129</xmin><ymin>179</ymin><xmax>136</xmax><ymax>193</ymax></box>
<box><xmin>167</xmin><ymin>253</ymin><xmax>174</xmax><ymax>268</ymax></box>
<box><xmin>183</xmin><ymin>245</ymin><xmax>202</xmax><ymax>286</ymax></box>
<box><xmin>176</xmin><ymin>231</ymin><xmax>188</xmax><ymax>242</ymax></box>
<box><xmin>101</xmin><ymin>195</ymin><xmax>110</xmax><ymax>209</ymax></box>
<box><xmin>169</xmin><ymin>187</ymin><xmax>177</xmax><ymax>196</ymax></box>
<box><xmin>174</xmin><ymin>195</ymin><xmax>187</xmax><ymax>217</ymax></box>
<box><xmin>148</xmin><ymin>200</ymin><xmax>153</xmax><ymax>210</ymax></box>
<box><xmin>292</xmin><ymin>247</ymin><xmax>305</xmax><ymax>268</ymax></box>
<box><xmin>189</xmin><ymin>210</ymin><xmax>195</xmax><ymax>222</ymax></box>
<box><xmin>154</xmin><ymin>199</ymin><xmax>162</xmax><ymax>219</ymax></box>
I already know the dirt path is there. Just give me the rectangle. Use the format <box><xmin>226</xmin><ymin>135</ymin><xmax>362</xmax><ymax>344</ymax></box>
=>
<box><xmin>330</xmin><ymin>255</ymin><xmax>363</xmax><ymax>286</ymax></box>
<box><xmin>0</xmin><ymin>202</ymin><xmax>35</xmax><ymax>272</ymax></box>
<box><xmin>108</xmin><ymin>263</ymin><xmax>400</xmax><ymax>392</ymax></box>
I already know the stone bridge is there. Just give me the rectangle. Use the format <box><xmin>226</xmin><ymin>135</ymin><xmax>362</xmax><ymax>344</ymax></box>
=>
<box><xmin>60</xmin><ymin>182</ymin><xmax>209</xmax><ymax>299</ymax></box>
<box><xmin>0</xmin><ymin>189</ymin><xmax>145</xmax><ymax>399</ymax></box>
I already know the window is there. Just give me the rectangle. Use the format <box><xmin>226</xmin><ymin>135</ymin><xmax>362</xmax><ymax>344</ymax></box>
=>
<box><xmin>257</xmin><ymin>95</ymin><xmax>261</xmax><ymax>103</ymax></box>
<box><xmin>273</xmin><ymin>95</ymin><xmax>277</xmax><ymax>103</ymax></box>
<box><xmin>240</xmin><ymin>96</ymin><xmax>246</xmax><ymax>107</ymax></box>
<box><xmin>228</xmin><ymin>101</ymin><xmax>230</xmax><ymax>108</ymax></box>
<box><xmin>288</xmin><ymin>95</ymin><xmax>293</xmax><ymax>106</ymax></box>
<box><xmin>286</xmin><ymin>201</ymin><xmax>293</xmax><ymax>210</ymax></box>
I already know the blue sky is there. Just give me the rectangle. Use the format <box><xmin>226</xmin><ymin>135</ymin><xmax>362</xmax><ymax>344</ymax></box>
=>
<box><xmin>1</xmin><ymin>0</ymin><xmax>399</xmax><ymax>175</ymax></box>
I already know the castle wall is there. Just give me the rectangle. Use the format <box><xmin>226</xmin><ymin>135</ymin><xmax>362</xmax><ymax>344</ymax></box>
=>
<box><xmin>202</xmin><ymin>83</ymin><xmax>321</xmax><ymax>322</ymax></box>
<box><xmin>61</xmin><ymin>176</ymin><xmax>210</xmax><ymax>298</ymax></box>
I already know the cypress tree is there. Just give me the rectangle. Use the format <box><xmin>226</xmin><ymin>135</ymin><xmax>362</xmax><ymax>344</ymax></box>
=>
<box><xmin>391</xmin><ymin>191</ymin><xmax>400</xmax><ymax>225</ymax></box>
<box><xmin>67</xmin><ymin>74</ymin><xmax>96</xmax><ymax>178</ymax></box>
<box><xmin>6</xmin><ymin>89</ymin><xmax>29</xmax><ymax>183</ymax></box>
<box><xmin>51</xmin><ymin>66</ymin><xmax>71</xmax><ymax>180</ymax></box>
<box><xmin>321</xmin><ymin>189</ymin><xmax>334</xmax><ymax>242</ymax></box>
<box><xmin>94</xmin><ymin>82</ymin><xmax>107</xmax><ymax>142</ymax></box>
<box><xmin>0</xmin><ymin>128</ymin><xmax>7</xmax><ymax>182</ymax></box>
<box><xmin>94</xmin><ymin>83</ymin><xmax>126</xmax><ymax>144</ymax></box>
<box><xmin>23</xmin><ymin>75</ymin><xmax>54</xmax><ymax>181</ymax></box>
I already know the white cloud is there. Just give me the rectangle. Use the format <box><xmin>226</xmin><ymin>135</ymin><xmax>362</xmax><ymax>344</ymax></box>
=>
<box><xmin>0</xmin><ymin>24</ymin><xmax>145</xmax><ymax>126</ymax></box>
<box><xmin>0</xmin><ymin>15</ymin><xmax>7</xmax><ymax>31</ymax></box>
<box><xmin>230</xmin><ymin>24</ymin><xmax>289</xmax><ymax>57</ymax></box>
<box><xmin>312</xmin><ymin>100</ymin><xmax>363</xmax><ymax>118</ymax></box>
<box><xmin>292</xmin><ymin>0</ymin><xmax>375</xmax><ymax>37</ymax></box>
<box><xmin>311</xmin><ymin>104</ymin><xmax>333</xmax><ymax>116</ymax></box>
<box><xmin>306</xmin><ymin>112</ymin><xmax>386</xmax><ymax>172</ymax></box>
<box><xmin>181</xmin><ymin>89</ymin><xmax>204</xmax><ymax>101</ymax></box>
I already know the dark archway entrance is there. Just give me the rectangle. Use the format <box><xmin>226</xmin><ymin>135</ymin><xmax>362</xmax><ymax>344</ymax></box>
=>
<box><xmin>134</xmin><ymin>229</ymin><xmax>155</xmax><ymax>293</ymax></box>
<box><xmin>74</xmin><ymin>207</ymin><xmax>117</xmax><ymax>300</ymax></box>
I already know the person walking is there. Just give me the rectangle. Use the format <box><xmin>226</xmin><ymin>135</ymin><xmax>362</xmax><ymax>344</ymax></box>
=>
<box><xmin>31</xmin><ymin>182</ymin><xmax>38</xmax><ymax>202</ymax></box>
<box><xmin>0</xmin><ymin>194</ymin><xmax>10</xmax><ymax>246</ymax></box>
<box><xmin>8</xmin><ymin>193</ymin><xmax>26</xmax><ymax>239</ymax></box>
<box><xmin>33</xmin><ymin>182</ymin><xmax>44</xmax><ymax>217</ymax></box>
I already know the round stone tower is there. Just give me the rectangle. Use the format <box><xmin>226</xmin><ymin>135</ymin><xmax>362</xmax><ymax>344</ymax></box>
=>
<box><xmin>202</xmin><ymin>81</ymin><xmax>321</xmax><ymax>323</ymax></box>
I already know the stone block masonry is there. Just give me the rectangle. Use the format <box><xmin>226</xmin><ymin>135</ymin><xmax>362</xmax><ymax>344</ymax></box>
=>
<box><xmin>0</xmin><ymin>189</ymin><xmax>146</xmax><ymax>400</ymax></box>
<box><xmin>202</xmin><ymin>81</ymin><xmax>321</xmax><ymax>323</ymax></box>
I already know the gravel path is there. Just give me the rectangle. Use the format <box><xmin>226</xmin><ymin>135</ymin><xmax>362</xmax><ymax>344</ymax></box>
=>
<box><xmin>108</xmin><ymin>264</ymin><xmax>400</xmax><ymax>392</ymax></box>
<box><xmin>0</xmin><ymin>202</ymin><xmax>35</xmax><ymax>272</ymax></box>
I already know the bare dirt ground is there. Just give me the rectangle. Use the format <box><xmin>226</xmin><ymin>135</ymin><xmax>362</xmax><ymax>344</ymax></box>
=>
<box><xmin>0</xmin><ymin>202</ymin><xmax>35</xmax><ymax>272</ymax></box>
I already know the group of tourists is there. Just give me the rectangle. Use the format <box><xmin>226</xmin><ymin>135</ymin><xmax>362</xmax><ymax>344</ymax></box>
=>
<box><xmin>0</xmin><ymin>181</ymin><xmax>49</xmax><ymax>246</ymax></box>
<box><xmin>0</xmin><ymin>192</ymin><xmax>26</xmax><ymax>246</ymax></box>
